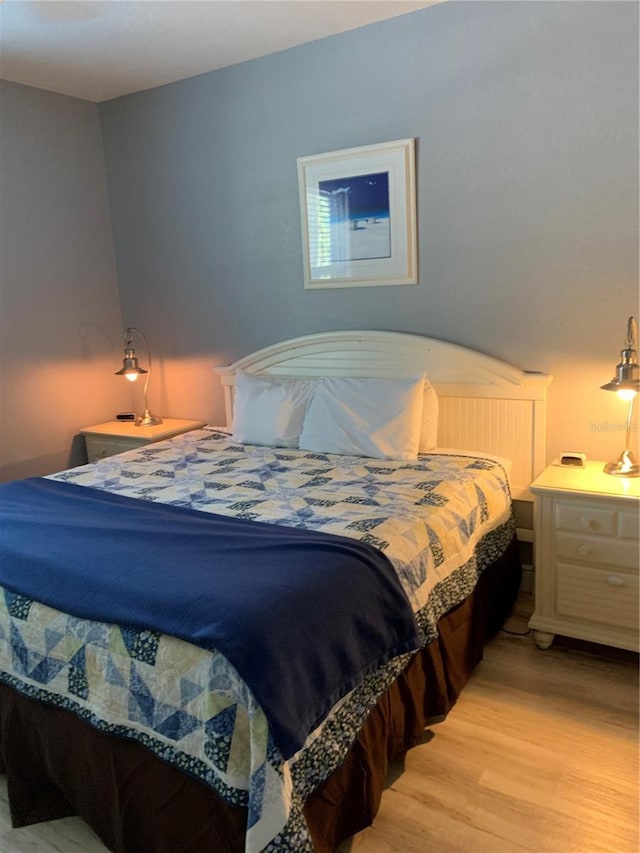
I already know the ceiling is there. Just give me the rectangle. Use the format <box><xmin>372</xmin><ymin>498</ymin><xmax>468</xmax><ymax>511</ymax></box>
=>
<box><xmin>0</xmin><ymin>0</ymin><xmax>441</xmax><ymax>103</ymax></box>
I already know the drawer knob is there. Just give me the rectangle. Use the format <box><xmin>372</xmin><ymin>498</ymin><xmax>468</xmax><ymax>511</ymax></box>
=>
<box><xmin>606</xmin><ymin>574</ymin><xmax>625</xmax><ymax>587</ymax></box>
<box><xmin>577</xmin><ymin>545</ymin><xmax>590</xmax><ymax>557</ymax></box>
<box><xmin>579</xmin><ymin>517</ymin><xmax>591</xmax><ymax>529</ymax></box>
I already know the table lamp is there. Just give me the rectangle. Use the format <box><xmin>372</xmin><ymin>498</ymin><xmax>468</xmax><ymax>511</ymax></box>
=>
<box><xmin>600</xmin><ymin>316</ymin><xmax>640</xmax><ymax>476</ymax></box>
<box><xmin>115</xmin><ymin>327</ymin><xmax>163</xmax><ymax>426</ymax></box>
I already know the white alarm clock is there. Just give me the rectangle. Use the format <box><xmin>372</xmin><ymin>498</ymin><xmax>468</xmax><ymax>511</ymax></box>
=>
<box><xmin>554</xmin><ymin>451</ymin><xmax>587</xmax><ymax>468</ymax></box>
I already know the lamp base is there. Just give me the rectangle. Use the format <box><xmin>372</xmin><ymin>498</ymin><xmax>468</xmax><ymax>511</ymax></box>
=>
<box><xmin>603</xmin><ymin>450</ymin><xmax>640</xmax><ymax>477</ymax></box>
<box><xmin>136</xmin><ymin>412</ymin><xmax>163</xmax><ymax>427</ymax></box>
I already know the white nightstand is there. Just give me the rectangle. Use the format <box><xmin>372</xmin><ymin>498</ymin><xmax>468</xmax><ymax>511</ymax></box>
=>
<box><xmin>529</xmin><ymin>461</ymin><xmax>639</xmax><ymax>652</ymax></box>
<box><xmin>80</xmin><ymin>418</ymin><xmax>207</xmax><ymax>463</ymax></box>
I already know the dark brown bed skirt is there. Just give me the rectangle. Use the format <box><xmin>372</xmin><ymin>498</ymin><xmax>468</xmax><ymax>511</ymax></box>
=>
<box><xmin>0</xmin><ymin>537</ymin><xmax>520</xmax><ymax>853</ymax></box>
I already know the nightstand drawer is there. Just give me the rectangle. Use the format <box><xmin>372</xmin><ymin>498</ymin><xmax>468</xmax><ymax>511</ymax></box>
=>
<box><xmin>619</xmin><ymin>511</ymin><xmax>640</xmax><ymax>540</ymax></box>
<box><xmin>556</xmin><ymin>562</ymin><xmax>639</xmax><ymax>630</ymax></box>
<box><xmin>85</xmin><ymin>437</ymin><xmax>132</xmax><ymax>462</ymax></box>
<box><xmin>555</xmin><ymin>531</ymin><xmax>639</xmax><ymax>571</ymax></box>
<box><xmin>555</xmin><ymin>503</ymin><xmax>616</xmax><ymax>536</ymax></box>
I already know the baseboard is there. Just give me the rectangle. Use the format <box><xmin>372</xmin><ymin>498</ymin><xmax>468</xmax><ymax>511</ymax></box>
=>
<box><xmin>520</xmin><ymin>564</ymin><xmax>534</xmax><ymax>595</ymax></box>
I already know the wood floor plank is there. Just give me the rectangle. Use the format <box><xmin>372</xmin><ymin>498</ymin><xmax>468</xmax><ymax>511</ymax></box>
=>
<box><xmin>339</xmin><ymin>596</ymin><xmax>639</xmax><ymax>853</ymax></box>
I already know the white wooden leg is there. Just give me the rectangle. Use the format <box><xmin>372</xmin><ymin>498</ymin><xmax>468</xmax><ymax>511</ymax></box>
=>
<box><xmin>533</xmin><ymin>630</ymin><xmax>554</xmax><ymax>650</ymax></box>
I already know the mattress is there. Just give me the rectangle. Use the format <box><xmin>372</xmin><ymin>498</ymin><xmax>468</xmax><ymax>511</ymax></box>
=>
<box><xmin>0</xmin><ymin>427</ymin><xmax>515</xmax><ymax>852</ymax></box>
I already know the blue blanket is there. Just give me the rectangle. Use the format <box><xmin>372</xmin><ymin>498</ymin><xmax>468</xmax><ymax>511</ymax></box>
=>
<box><xmin>0</xmin><ymin>477</ymin><xmax>420</xmax><ymax>759</ymax></box>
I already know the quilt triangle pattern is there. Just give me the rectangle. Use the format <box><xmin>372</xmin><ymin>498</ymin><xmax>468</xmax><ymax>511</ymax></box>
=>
<box><xmin>205</xmin><ymin>704</ymin><xmax>238</xmax><ymax>773</ymax></box>
<box><xmin>155</xmin><ymin>708</ymin><xmax>201</xmax><ymax>742</ymax></box>
<box><xmin>128</xmin><ymin>661</ymin><xmax>156</xmax><ymax>726</ymax></box>
<box><xmin>120</xmin><ymin>626</ymin><xmax>160</xmax><ymax>665</ymax></box>
<box><xmin>68</xmin><ymin>646</ymin><xmax>89</xmax><ymax>699</ymax></box>
<box><xmin>4</xmin><ymin>590</ymin><xmax>32</xmax><ymax>621</ymax></box>
<box><xmin>180</xmin><ymin>677</ymin><xmax>206</xmax><ymax>705</ymax></box>
<box><xmin>44</xmin><ymin>626</ymin><xmax>67</xmax><ymax>654</ymax></box>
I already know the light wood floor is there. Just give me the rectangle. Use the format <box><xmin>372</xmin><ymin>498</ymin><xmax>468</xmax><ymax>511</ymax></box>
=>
<box><xmin>1</xmin><ymin>594</ymin><xmax>638</xmax><ymax>852</ymax></box>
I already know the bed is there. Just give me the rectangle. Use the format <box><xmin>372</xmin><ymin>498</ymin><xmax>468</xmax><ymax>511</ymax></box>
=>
<box><xmin>0</xmin><ymin>330</ymin><xmax>551</xmax><ymax>852</ymax></box>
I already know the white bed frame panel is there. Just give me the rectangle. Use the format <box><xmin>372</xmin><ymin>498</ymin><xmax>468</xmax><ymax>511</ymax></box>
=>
<box><xmin>214</xmin><ymin>330</ymin><xmax>552</xmax><ymax>501</ymax></box>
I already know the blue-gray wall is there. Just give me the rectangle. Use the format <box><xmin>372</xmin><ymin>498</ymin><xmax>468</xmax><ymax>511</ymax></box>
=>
<box><xmin>99</xmin><ymin>1</ymin><xmax>639</xmax><ymax>464</ymax></box>
<box><xmin>0</xmin><ymin>81</ymin><xmax>125</xmax><ymax>480</ymax></box>
<box><xmin>2</xmin><ymin>1</ymin><xmax>637</xmax><ymax>479</ymax></box>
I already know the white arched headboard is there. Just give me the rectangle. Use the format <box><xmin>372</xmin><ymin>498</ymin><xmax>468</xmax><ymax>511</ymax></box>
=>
<box><xmin>214</xmin><ymin>330</ymin><xmax>552</xmax><ymax>501</ymax></box>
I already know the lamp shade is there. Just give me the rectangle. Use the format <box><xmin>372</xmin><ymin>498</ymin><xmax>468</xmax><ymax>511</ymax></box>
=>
<box><xmin>114</xmin><ymin>346</ymin><xmax>148</xmax><ymax>381</ymax></box>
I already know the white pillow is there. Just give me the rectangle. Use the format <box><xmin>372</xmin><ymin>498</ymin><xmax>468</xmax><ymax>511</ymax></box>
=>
<box><xmin>419</xmin><ymin>377</ymin><xmax>439</xmax><ymax>451</ymax></box>
<box><xmin>232</xmin><ymin>371</ymin><xmax>315</xmax><ymax>448</ymax></box>
<box><xmin>298</xmin><ymin>375</ymin><xmax>425</xmax><ymax>460</ymax></box>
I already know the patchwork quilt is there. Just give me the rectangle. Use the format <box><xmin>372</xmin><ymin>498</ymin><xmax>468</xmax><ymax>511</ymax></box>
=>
<box><xmin>0</xmin><ymin>428</ymin><xmax>515</xmax><ymax>852</ymax></box>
